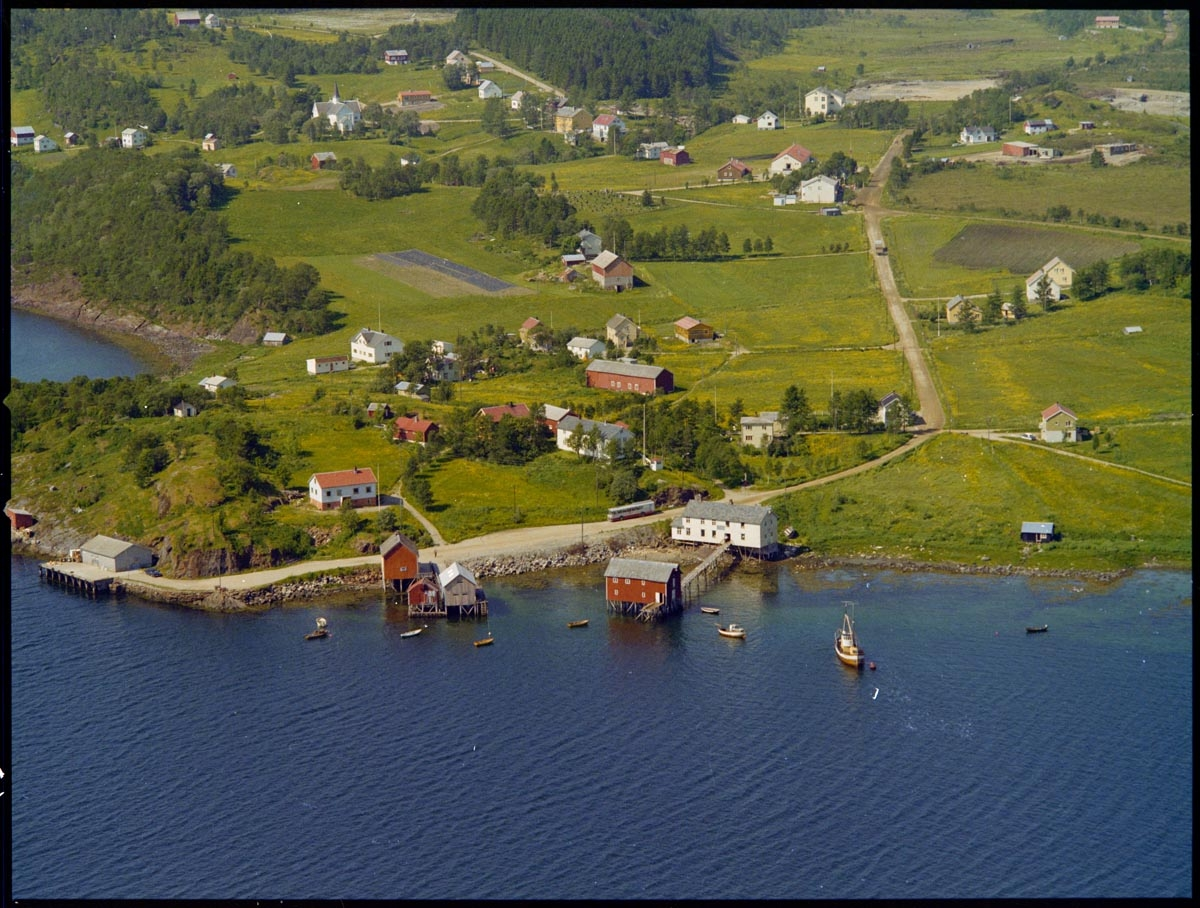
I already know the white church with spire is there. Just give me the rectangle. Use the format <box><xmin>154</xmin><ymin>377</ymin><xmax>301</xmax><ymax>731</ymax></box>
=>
<box><xmin>312</xmin><ymin>83</ymin><xmax>363</xmax><ymax>133</ymax></box>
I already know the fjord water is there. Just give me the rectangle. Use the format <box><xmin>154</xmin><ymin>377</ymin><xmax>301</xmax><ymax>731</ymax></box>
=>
<box><xmin>10</xmin><ymin>556</ymin><xmax>1191</xmax><ymax>900</ymax></box>
<box><xmin>10</xmin><ymin>308</ymin><xmax>152</xmax><ymax>382</ymax></box>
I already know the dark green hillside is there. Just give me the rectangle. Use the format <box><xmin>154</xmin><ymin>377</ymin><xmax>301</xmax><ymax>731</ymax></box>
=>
<box><xmin>9</xmin><ymin>149</ymin><xmax>335</xmax><ymax>337</ymax></box>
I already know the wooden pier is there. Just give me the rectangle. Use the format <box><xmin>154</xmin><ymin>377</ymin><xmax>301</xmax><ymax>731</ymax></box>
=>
<box><xmin>681</xmin><ymin>542</ymin><xmax>734</xmax><ymax>603</ymax></box>
<box><xmin>39</xmin><ymin>562</ymin><xmax>117</xmax><ymax>598</ymax></box>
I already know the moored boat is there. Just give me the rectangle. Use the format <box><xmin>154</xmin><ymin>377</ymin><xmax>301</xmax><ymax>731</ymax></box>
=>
<box><xmin>306</xmin><ymin>616</ymin><xmax>330</xmax><ymax>640</ymax></box>
<box><xmin>400</xmin><ymin>626</ymin><xmax>426</xmax><ymax>638</ymax></box>
<box><xmin>1026</xmin><ymin>624</ymin><xmax>1049</xmax><ymax>633</ymax></box>
<box><xmin>717</xmin><ymin>623</ymin><xmax>746</xmax><ymax>639</ymax></box>
<box><xmin>835</xmin><ymin>607</ymin><xmax>864</xmax><ymax>668</ymax></box>
<box><xmin>474</xmin><ymin>635</ymin><xmax>494</xmax><ymax>647</ymax></box>
<box><xmin>567</xmin><ymin>619</ymin><xmax>589</xmax><ymax>628</ymax></box>
<box><xmin>700</xmin><ymin>607</ymin><xmax>720</xmax><ymax>615</ymax></box>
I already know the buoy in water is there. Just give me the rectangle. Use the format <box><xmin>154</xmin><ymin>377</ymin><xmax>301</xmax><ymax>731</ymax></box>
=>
<box><xmin>869</xmin><ymin>662</ymin><xmax>876</xmax><ymax>670</ymax></box>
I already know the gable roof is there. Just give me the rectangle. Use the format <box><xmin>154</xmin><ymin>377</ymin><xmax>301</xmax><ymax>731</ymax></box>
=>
<box><xmin>681</xmin><ymin>500</ymin><xmax>773</xmax><ymax>525</ymax></box>
<box><xmin>478</xmin><ymin>403</ymin><xmax>531</xmax><ymax>421</ymax></box>
<box><xmin>381</xmin><ymin>532</ymin><xmax>419</xmax><ymax>557</ymax></box>
<box><xmin>585</xmin><ymin>360</ymin><xmax>666</xmax><ymax>380</ymax></box>
<box><xmin>1041</xmin><ymin>402</ymin><xmax>1076</xmax><ymax>420</ymax></box>
<box><xmin>394</xmin><ymin>415</ymin><xmax>436</xmax><ymax>433</ymax></box>
<box><xmin>439</xmin><ymin>561</ymin><xmax>477</xmax><ymax>588</ymax></box>
<box><xmin>604</xmin><ymin>558</ymin><xmax>679</xmax><ymax>583</ymax></box>
<box><xmin>774</xmin><ymin>143</ymin><xmax>813</xmax><ymax>164</ymax></box>
<box><xmin>311</xmin><ymin>467</ymin><xmax>377</xmax><ymax>488</ymax></box>
<box><xmin>591</xmin><ymin>250</ymin><xmax>625</xmax><ymax>270</ymax></box>
<box><xmin>606</xmin><ymin>313</ymin><xmax>634</xmax><ymax>330</ymax></box>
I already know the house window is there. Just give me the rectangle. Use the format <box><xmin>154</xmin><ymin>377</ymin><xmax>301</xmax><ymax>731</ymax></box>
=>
<box><xmin>625</xmin><ymin>577</ymin><xmax>630</xmax><ymax>584</ymax></box>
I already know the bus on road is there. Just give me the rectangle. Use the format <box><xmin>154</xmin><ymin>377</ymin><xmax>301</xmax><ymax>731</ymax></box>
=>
<box><xmin>607</xmin><ymin>500</ymin><xmax>656</xmax><ymax>521</ymax></box>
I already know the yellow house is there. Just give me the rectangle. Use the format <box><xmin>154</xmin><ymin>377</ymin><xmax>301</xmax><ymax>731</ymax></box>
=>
<box><xmin>554</xmin><ymin>106</ymin><xmax>593</xmax><ymax>134</ymax></box>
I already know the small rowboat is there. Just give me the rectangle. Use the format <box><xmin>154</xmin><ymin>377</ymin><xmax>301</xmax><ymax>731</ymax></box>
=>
<box><xmin>400</xmin><ymin>626</ymin><xmax>426</xmax><ymax>638</ymax></box>
<box><xmin>305</xmin><ymin>617</ymin><xmax>330</xmax><ymax>640</ymax></box>
<box><xmin>474</xmin><ymin>635</ymin><xmax>494</xmax><ymax>647</ymax></box>
<box><xmin>717</xmin><ymin>623</ymin><xmax>746</xmax><ymax>639</ymax></box>
<box><xmin>567</xmin><ymin>619</ymin><xmax>589</xmax><ymax>628</ymax></box>
<box><xmin>700</xmin><ymin>607</ymin><xmax>720</xmax><ymax>615</ymax></box>
<box><xmin>1026</xmin><ymin>624</ymin><xmax>1049</xmax><ymax>633</ymax></box>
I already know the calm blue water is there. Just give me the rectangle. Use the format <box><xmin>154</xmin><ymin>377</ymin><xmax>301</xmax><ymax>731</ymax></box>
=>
<box><xmin>10</xmin><ymin>556</ymin><xmax>1192</xmax><ymax>900</ymax></box>
<box><xmin>10</xmin><ymin>308</ymin><xmax>153</xmax><ymax>382</ymax></box>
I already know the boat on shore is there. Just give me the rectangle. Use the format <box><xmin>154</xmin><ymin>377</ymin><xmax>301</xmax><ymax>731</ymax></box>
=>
<box><xmin>567</xmin><ymin>619</ymin><xmax>589</xmax><ymax>628</ymax></box>
<box><xmin>1026</xmin><ymin>624</ymin><xmax>1049</xmax><ymax>633</ymax></box>
<box><xmin>305</xmin><ymin>616</ymin><xmax>330</xmax><ymax>640</ymax></box>
<box><xmin>835</xmin><ymin>606</ymin><xmax>864</xmax><ymax>668</ymax></box>
<box><xmin>400</xmin><ymin>626</ymin><xmax>426</xmax><ymax>638</ymax></box>
<box><xmin>700</xmin><ymin>607</ymin><xmax>720</xmax><ymax>615</ymax></box>
<box><xmin>717</xmin><ymin>623</ymin><xmax>746</xmax><ymax>639</ymax></box>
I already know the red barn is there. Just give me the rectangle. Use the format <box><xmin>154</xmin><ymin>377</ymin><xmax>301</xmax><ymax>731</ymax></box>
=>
<box><xmin>661</xmin><ymin>146</ymin><xmax>691</xmax><ymax>166</ymax></box>
<box><xmin>394</xmin><ymin>415</ymin><xmax>438</xmax><ymax>444</ymax></box>
<box><xmin>585</xmin><ymin>361</ymin><xmax>674</xmax><ymax>395</ymax></box>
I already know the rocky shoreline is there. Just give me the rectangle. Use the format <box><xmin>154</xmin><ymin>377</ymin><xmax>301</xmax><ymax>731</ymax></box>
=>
<box><xmin>11</xmin><ymin>274</ymin><xmax>216</xmax><ymax>374</ymax></box>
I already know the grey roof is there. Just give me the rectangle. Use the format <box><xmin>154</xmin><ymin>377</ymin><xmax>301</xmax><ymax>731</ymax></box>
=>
<box><xmin>568</xmin><ymin>336</ymin><xmax>603</xmax><ymax>348</ymax></box>
<box><xmin>439</xmin><ymin>561</ymin><xmax>477</xmax><ymax>587</ymax></box>
<box><xmin>81</xmin><ymin>534</ymin><xmax>152</xmax><ymax>558</ymax></box>
<box><xmin>585</xmin><ymin>360</ymin><xmax>667</xmax><ymax>380</ymax></box>
<box><xmin>381</xmin><ymin>532</ymin><xmax>419</xmax><ymax>557</ymax></box>
<box><xmin>604</xmin><ymin>557</ymin><xmax>679</xmax><ymax>582</ymax></box>
<box><xmin>1021</xmin><ymin>522</ymin><xmax>1055</xmax><ymax>534</ymax></box>
<box><xmin>680</xmin><ymin>500</ymin><xmax>773</xmax><ymax>525</ymax></box>
<box><xmin>557</xmin><ymin>415</ymin><xmax>634</xmax><ymax>444</ymax></box>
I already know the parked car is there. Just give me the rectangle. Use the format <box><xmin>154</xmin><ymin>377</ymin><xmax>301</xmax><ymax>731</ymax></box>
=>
<box><xmin>1021</xmin><ymin>433</ymin><xmax>1037</xmax><ymax>441</ymax></box>
<box><xmin>145</xmin><ymin>567</ymin><xmax>162</xmax><ymax>577</ymax></box>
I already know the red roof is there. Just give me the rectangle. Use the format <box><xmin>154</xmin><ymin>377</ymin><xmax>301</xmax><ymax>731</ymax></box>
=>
<box><xmin>775</xmin><ymin>143</ymin><xmax>813</xmax><ymax>164</ymax></box>
<box><xmin>593</xmin><ymin>114</ymin><xmax>617</xmax><ymax>126</ymax></box>
<box><xmin>479</xmin><ymin>403</ymin><xmax>531</xmax><ymax>422</ymax></box>
<box><xmin>521</xmin><ymin>316</ymin><xmax>541</xmax><ymax>330</ymax></box>
<box><xmin>1040</xmin><ymin>403</ymin><xmax>1076</xmax><ymax>420</ymax></box>
<box><xmin>394</xmin><ymin>415</ymin><xmax>436</xmax><ymax>434</ymax></box>
<box><xmin>312</xmin><ymin>467</ymin><xmax>377</xmax><ymax>488</ymax></box>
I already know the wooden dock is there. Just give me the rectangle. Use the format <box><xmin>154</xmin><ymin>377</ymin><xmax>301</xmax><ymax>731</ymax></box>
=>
<box><xmin>39</xmin><ymin>562</ymin><xmax>117</xmax><ymax>598</ymax></box>
<box><xmin>681</xmin><ymin>542</ymin><xmax>734</xmax><ymax>603</ymax></box>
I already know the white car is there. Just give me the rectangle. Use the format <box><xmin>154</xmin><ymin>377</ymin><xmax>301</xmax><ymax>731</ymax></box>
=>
<box><xmin>1021</xmin><ymin>433</ymin><xmax>1037</xmax><ymax>441</ymax></box>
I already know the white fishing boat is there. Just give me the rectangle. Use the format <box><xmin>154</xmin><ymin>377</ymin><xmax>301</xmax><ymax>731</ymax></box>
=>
<box><xmin>835</xmin><ymin>605</ymin><xmax>864</xmax><ymax>668</ymax></box>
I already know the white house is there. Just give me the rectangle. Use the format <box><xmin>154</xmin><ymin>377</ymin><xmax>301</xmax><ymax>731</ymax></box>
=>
<box><xmin>204</xmin><ymin>13</ymin><xmax>220</xmax><ymax>28</ymax></box>
<box><xmin>799</xmin><ymin>174</ymin><xmax>841</xmax><ymax>204</ymax></box>
<box><xmin>591</xmin><ymin>114</ymin><xmax>626</xmax><ymax>143</ymax></box>
<box><xmin>478</xmin><ymin>79</ymin><xmax>503</xmax><ymax>100</ymax></box>
<box><xmin>172</xmin><ymin>401</ymin><xmax>197</xmax><ymax>418</ymax></box>
<box><xmin>731</xmin><ymin>114</ymin><xmax>751</xmax><ymax>125</ymax></box>
<box><xmin>509</xmin><ymin>90</ymin><xmax>526</xmax><ymax>110</ymax></box>
<box><xmin>555</xmin><ymin>415</ymin><xmax>635</xmax><ymax>461</ymax></box>
<box><xmin>566</xmin><ymin>336</ymin><xmax>606</xmax><ymax>360</ymax></box>
<box><xmin>198</xmin><ymin>375</ymin><xmax>236</xmax><ymax>394</ymax></box>
<box><xmin>1026</xmin><ymin>269</ymin><xmax>1063</xmax><ymax>303</ymax></box>
<box><xmin>34</xmin><ymin>135</ymin><xmax>58</xmax><ymax>153</ymax></box>
<box><xmin>757</xmin><ymin>111</ymin><xmax>780</xmax><ymax>130</ymax></box>
<box><xmin>1024</xmin><ymin>119</ymin><xmax>1055</xmax><ymax>135</ymax></box>
<box><xmin>877</xmin><ymin>391</ymin><xmax>903</xmax><ymax>427</ymax></box>
<box><xmin>307</xmin><ymin>355</ymin><xmax>350</xmax><ymax>375</ymax></box>
<box><xmin>670</xmin><ymin>501</ymin><xmax>780</xmax><ymax>557</ymax></box>
<box><xmin>308</xmin><ymin>467</ymin><xmax>378</xmax><ymax>510</ymax></box>
<box><xmin>636</xmin><ymin>141</ymin><xmax>670</xmax><ymax>160</ymax></box>
<box><xmin>959</xmin><ymin>125</ymin><xmax>998</xmax><ymax>144</ymax></box>
<box><xmin>768</xmin><ymin>144</ymin><xmax>814</xmax><ymax>176</ymax></box>
<box><xmin>740</xmin><ymin>412</ymin><xmax>788</xmax><ymax>449</ymax></box>
<box><xmin>312</xmin><ymin>83</ymin><xmax>363</xmax><ymax>133</ymax></box>
<box><xmin>350</xmin><ymin>328</ymin><xmax>403</xmax><ymax>364</ymax></box>
<box><xmin>605</xmin><ymin>313</ymin><xmax>638</xmax><ymax>349</ymax></box>
<box><xmin>121</xmin><ymin>127</ymin><xmax>147</xmax><ymax>148</ymax></box>
<box><xmin>445</xmin><ymin>50</ymin><xmax>469</xmax><ymax>66</ymax></box>
<box><xmin>804</xmin><ymin>86</ymin><xmax>845</xmax><ymax>117</ymax></box>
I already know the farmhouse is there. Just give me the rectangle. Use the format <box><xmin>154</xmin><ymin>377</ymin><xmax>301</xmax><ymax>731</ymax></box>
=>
<box><xmin>478</xmin><ymin>79</ymin><xmax>503</xmax><ymax>100</ymax></box>
<box><xmin>800</xmin><ymin>175</ymin><xmax>841</xmax><ymax>204</ymax></box>
<box><xmin>393</xmin><ymin>415</ymin><xmax>438</xmax><ymax>445</ymax></box>
<box><xmin>1021</xmin><ymin>521</ymin><xmax>1057</xmax><ymax>543</ymax></box>
<box><xmin>261</xmin><ymin>331</ymin><xmax>289</xmax><ymax>346</ymax></box>
<box><xmin>604</xmin><ymin>558</ymin><xmax>682</xmax><ymax>617</ymax></box>
<box><xmin>381</xmin><ymin>532</ymin><xmax>420</xmax><ymax>590</ymax></box>
<box><xmin>674</xmin><ymin>316</ymin><xmax>714</xmax><ymax>343</ymax></box>
<box><xmin>740</xmin><ymin>411</ymin><xmax>788</xmax><ymax>449</ymax></box>
<box><xmin>1039</xmin><ymin>403</ymin><xmax>1078</xmax><ymax>443</ymax></box>
<box><xmin>312</xmin><ymin>84</ymin><xmax>363</xmax><ymax>133</ymax></box>
<box><xmin>944</xmin><ymin>295</ymin><xmax>979</xmax><ymax>325</ymax></box>
<box><xmin>591</xmin><ymin>250</ymin><xmax>634</xmax><ymax>291</ymax></box>
<box><xmin>637</xmin><ymin>141</ymin><xmax>670</xmax><ymax>160</ymax></box>
<box><xmin>567</xmin><ymin>337</ymin><xmax>606</xmax><ymax>360</ymax></box>
<box><xmin>121</xmin><ymin>127</ymin><xmax>147</xmax><ymax>149</ymax></box>
<box><xmin>445</xmin><ymin>50</ymin><xmax>469</xmax><ymax>66</ymax></box>
<box><xmin>34</xmin><ymin>135</ymin><xmax>58</xmax><ymax>153</ymax></box>
<box><xmin>79</xmin><ymin>535</ymin><xmax>155</xmax><ymax>572</ymax></box>
<box><xmin>509</xmin><ymin>90</ymin><xmax>525</xmax><ymax>110</ymax></box>
<box><xmin>555</xmin><ymin>106</ymin><xmax>593</xmax><ymax>135</ymax></box>
<box><xmin>308</xmin><ymin>467</ymin><xmax>378</xmax><ymax>510</ymax></box>
<box><xmin>398</xmin><ymin>90</ymin><xmax>433</xmax><ymax>107</ymax></box>
<box><xmin>307</xmin><ymin>354</ymin><xmax>350</xmax><ymax>375</ymax></box>
<box><xmin>540</xmin><ymin>404</ymin><xmax>574</xmax><ymax>433</ymax></box>
<box><xmin>661</xmin><ymin>146</ymin><xmax>691</xmax><ymax>166</ymax></box>
<box><xmin>605</xmin><ymin>314</ymin><xmax>638</xmax><ymax>349</ymax></box>
<box><xmin>1026</xmin><ymin>270</ymin><xmax>1063</xmax><ymax>303</ymax></box>
<box><xmin>731</xmin><ymin>114</ymin><xmax>751</xmax><ymax>124</ymax></box>
<box><xmin>384</xmin><ymin>49</ymin><xmax>409</xmax><ymax>64</ymax></box>
<box><xmin>768</xmin><ymin>144</ymin><xmax>814</xmax><ymax>176</ymax></box>
<box><xmin>585</xmin><ymin>360</ymin><xmax>674</xmax><ymax>395</ymax></box>
<box><xmin>556</xmin><ymin>416</ymin><xmax>635</xmax><ymax>460</ymax></box>
<box><xmin>11</xmin><ymin>126</ymin><xmax>35</xmax><ymax>146</ymax></box>
<box><xmin>351</xmin><ymin>328</ymin><xmax>402</xmax><ymax>364</ymax></box>
<box><xmin>1023</xmin><ymin>119</ymin><xmax>1056</xmax><ymax>135</ymax></box>
<box><xmin>670</xmin><ymin>501</ymin><xmax>780</xmax><ymax>558</ymax></box>
<box><xmin>591</xmin><ymin>114</ymin><xmax>626</xmax><ymax>142</ymax></box>
<box><xmin>576</xmin><ymin>229</ymin><xmax>603</xmax><ymax>259</ymax></box>
<box><xmin>198</xmin><ymin>375</ymin><xmax>235</xmax><ymax>394</ymax></box>
<box><xmin>173</xmin><ymin>11</ymin><xmax>200</xmax><ymax>27</ymax></box>
<box><xmin>757</xmin><ymin>111</ymin><xmax>780</xmax><ymax>130</ymax></box>
<box><xmin>716</xmin><ymin>158</ymin><xmax>752</xmax><ymax>182</ymax></box>
<box><xmin>519</xmin><ymin>316</ymin><xmax>544</xmax><ymax>348</ymax></box>
<box><xmin>805</xmin><ymin>86</ymin><xmax>846</xmax><ymax>117</ymax></box>
<box><xmin>311</xmin><ymin>151</ymin><xmax>337</xmax><ymax>169</ymax></box>
<box><xmin>959</xmin><ymin>125</ymin><xmax>998</xmax><ymax>144</ymax></box>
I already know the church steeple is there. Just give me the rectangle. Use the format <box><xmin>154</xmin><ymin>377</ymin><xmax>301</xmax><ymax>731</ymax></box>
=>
<box><xmin>331</xmin><ymin>82</ymin><xmax>340</xmax><ymax>103</ymax></box>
